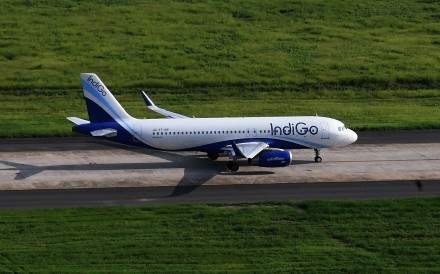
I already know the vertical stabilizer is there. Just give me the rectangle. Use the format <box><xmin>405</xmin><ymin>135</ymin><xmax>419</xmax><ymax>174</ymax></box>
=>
<box><xmin>81</xmin><ymin>73</ymin><xmax>132</xmax><ymax>123</ymax></box>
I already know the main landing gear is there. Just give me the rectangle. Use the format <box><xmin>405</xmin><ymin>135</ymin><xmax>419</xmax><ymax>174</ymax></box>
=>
<box><xmin>207</xmin><ymin>152</ymin><xmax>219</xmax><ymax>160</ymax></box>
<box><xmin>207</xmin><ymin>152</ymin><xmax>240</xmax><ymax>172</ymax></box>
<box><xmin>314</xmin><ymin>149</ymin><xmax>322</xmax><ymax>163</ymax></box>
<box><xmin>227</xmin><ymin>161</ymin><xmax>239</xmax><ymax>172</ymax></box>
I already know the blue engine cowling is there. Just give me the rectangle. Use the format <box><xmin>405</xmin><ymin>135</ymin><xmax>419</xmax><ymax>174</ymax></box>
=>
<box><xmin>258</xmin><ymin>149</ymin><xmax>292</xmax><ymax>167</ymax></box>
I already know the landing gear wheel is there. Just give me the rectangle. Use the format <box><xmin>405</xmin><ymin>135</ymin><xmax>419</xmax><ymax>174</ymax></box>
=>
<box><xmin>227</xmin><ymin>161</ymin><xmax>239</xmax><ymax>172</ymax></box>
<box><xmin>314</xmin><ymin>149</ymin><xmax>322</xmax><ymax>163</ymax></box>
<box><xmin>207</xmin><ymin>152</ymin><xmax>219</xmax><ymax>160</ymax></box>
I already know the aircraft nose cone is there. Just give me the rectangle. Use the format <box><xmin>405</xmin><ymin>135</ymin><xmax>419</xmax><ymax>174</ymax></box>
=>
<box><xmin>350</xmin><ymin>130</ymin><xmax>358</xmax><ymax>143</ymax></box>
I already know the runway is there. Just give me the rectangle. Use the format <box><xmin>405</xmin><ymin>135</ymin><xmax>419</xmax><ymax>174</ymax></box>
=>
<box><xmin>0</xmin><ymin>181</ymin><xmax>438</xmax><ymax>209</ymax></box>
<box><xmin>0</xmin><ymin>130</ymin><xmax>439</xmax><ymax>208</ymax></box>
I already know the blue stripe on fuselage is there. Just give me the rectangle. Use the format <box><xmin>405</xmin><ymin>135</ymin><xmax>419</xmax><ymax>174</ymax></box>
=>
<box><xmin>72</xmin><ymin>120</ymin><xmax>155</xmax><ymax>149</ymax></box>
<box><xmin>273</xmin><ymin>136</ymin><xmax>326</xmax><ymax>149</ymax></box>
<box><xmin>194</xmin><ymin>138</ymin><xmax>312</xmax><ymax>152</ymax></box>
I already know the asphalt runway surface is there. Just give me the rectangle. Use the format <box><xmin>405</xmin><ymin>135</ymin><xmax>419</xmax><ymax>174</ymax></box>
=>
<box><xmin>0</xmin><ymin>130</ymin><xmax>439</xmax><ymax>209</ymax></box>
<box><xmin>0</xmin><ymin>180</ymin><xmax>438</xmax><ymax>209</ymax></box>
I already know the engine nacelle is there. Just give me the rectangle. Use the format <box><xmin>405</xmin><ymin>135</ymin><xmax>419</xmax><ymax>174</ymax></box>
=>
<box><xmin>258</xmin><ymin>149</ymin><xmax>292</xmax><ymax>167</ymax></box>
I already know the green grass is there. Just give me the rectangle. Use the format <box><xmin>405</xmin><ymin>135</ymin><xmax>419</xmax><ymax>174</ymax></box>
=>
<box><xmin>1</xmin><ymin>89</ymin><xmax>440</xmax><ymax>137</ymax></box>
<box><xmin>0</xmin><ymin>198</ymin><xmax>439</xmax><ymax>273</ymax></box>
<box><xmin>0</xmin><ymin>0</ymin><xmax>438</xmax><ymax>91</ymax></box>
<box><xmin>0</xmin><ymin>0</ymin><xmax>439</xmax><ymax>137</ymax></box>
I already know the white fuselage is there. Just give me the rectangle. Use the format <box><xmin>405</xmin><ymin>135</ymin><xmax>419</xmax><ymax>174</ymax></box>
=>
<box><xmin>129</xmin><ymin>116</ymin><xmax>357</xmax><ymax>151</ymax></box>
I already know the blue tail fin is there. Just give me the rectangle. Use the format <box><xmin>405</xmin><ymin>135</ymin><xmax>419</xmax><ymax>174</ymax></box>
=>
<box><xmin>81</xmin><ymin>73</ymin><xmax>132</xmax><ymax>123</ymax></box>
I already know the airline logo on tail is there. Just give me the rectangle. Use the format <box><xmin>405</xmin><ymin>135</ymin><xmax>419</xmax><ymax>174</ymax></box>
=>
<box><xmin>86</xmin><ymin>75</ymin><xmax>107</xmax><ymax>96</ymax></box>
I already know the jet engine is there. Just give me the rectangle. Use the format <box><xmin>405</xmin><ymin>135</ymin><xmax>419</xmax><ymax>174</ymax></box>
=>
<box><xmin>258</xmin><ymin>149</ymin><xmax>292</xmax><ymax>167</ymax></box>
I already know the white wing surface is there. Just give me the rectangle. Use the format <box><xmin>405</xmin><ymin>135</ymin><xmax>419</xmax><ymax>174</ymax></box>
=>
<box><xmin>141</xmin><ymin>91</ymin><xmax>189</xmax><ymax>119</ymax></box>
<box><xmin>230</xmin><ymin>141</ymin><xmax>269</xmax><ymax>159</ymax></box>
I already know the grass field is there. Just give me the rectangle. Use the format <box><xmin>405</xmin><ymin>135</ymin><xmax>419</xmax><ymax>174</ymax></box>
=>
<box><xmin>1</xmin><ymin>89</ymin><xmax>440</xmax><ymax>137</ymax></box>
<box><xmin>0</xmin><ymin>0</ymin><xmax>439</xmax><ymax>137</ymax></box>
<box><xmin>0</xmin><ymin>198</ymin><xmax>439</xmax><ymax>273</ymax></box>
<box><xmin>0</xmin><ymin>0</ymin><xmax>438</xmax><ymax>91</ymax></box>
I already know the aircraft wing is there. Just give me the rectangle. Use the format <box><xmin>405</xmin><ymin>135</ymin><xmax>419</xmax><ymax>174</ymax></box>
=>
<box><xmin>229</xmin><ymin>141</ymin><xmax>269</xmax><ymax>159</ymax></box>
<box><xmin>141</xmin><ymin>91</ymin><xmax>189</xmax><ymax>119</ymax></box>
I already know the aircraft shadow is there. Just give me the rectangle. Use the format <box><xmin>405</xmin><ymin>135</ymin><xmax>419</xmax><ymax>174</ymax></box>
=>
<box><xmin>220</xmin><ymin>171</ymin><xmax>274</xmax><ymax>176</ymax></box>
<box><xmin>290</xmin><ymin>160</ymin><xmax>316</xmax><ymax>165</ymax></box>
<box><xmin>91</xmin><ymin>142</ymin><xmax>281</xmax><ymax>196</ymax></box>
<box><xmin>0</xmin><ymin>142</ymin><xmax>277</xmax><ymax>197</ymax></box>
<box><xmin>1</xmin><ymin>139</ymin><xmax>317</xmax><ymax>197</ymax></box>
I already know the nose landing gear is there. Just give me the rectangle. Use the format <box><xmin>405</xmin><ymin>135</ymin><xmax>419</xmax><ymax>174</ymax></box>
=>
<box><xmin>314</xmin><ymin>149</ymin><xmax>322</xmax><ymax>163</ymax></box>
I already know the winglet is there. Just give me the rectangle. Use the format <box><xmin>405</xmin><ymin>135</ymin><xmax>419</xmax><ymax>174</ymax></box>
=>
<box><xmin>141</xmin><ymin>91</ymin><xmax>155</xmax><ymax>107</ymax></box>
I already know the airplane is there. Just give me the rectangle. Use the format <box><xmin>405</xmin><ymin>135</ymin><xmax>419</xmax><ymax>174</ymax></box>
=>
<box><xmin>68</xmin><ymin>73</ymin><xmax>358</xmax><ymax>171</ymax></box>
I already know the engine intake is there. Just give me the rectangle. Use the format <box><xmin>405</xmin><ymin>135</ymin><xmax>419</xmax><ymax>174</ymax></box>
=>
<box><xmin>258</xmin><ymin>149</ymin><xmax>292</xmax><ymax>167</ymax></box>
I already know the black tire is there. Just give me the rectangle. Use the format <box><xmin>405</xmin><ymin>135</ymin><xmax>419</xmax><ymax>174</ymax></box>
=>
<box><xmin>207</xmin><ymin>152</ymin><xmax>219</xmax><ymax>160</ymax></box>
<box><xmin>227</xmin><ymin>161</ymin><xmax>239</xmax><ymax>172</ymax></box>
<box><xmin>315</xmin><ymin>156</ymin><xmax>322</xmax><ymax>163</ymax></box>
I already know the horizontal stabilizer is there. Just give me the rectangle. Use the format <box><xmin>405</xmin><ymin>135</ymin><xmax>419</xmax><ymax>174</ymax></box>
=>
<box><xmin>141</xmin><ymin>91</ymin><xmax>189</xmax><ymax>119</ymax></box>
<box><xmin>90</xmin><ymin>128</ymin><xmax>118</xmax><ymax>137</ymax></box>
<box><xmin>67</xmin><ymin>117</ymin><xmax>89</xmax><ymax>125</ymax></box>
